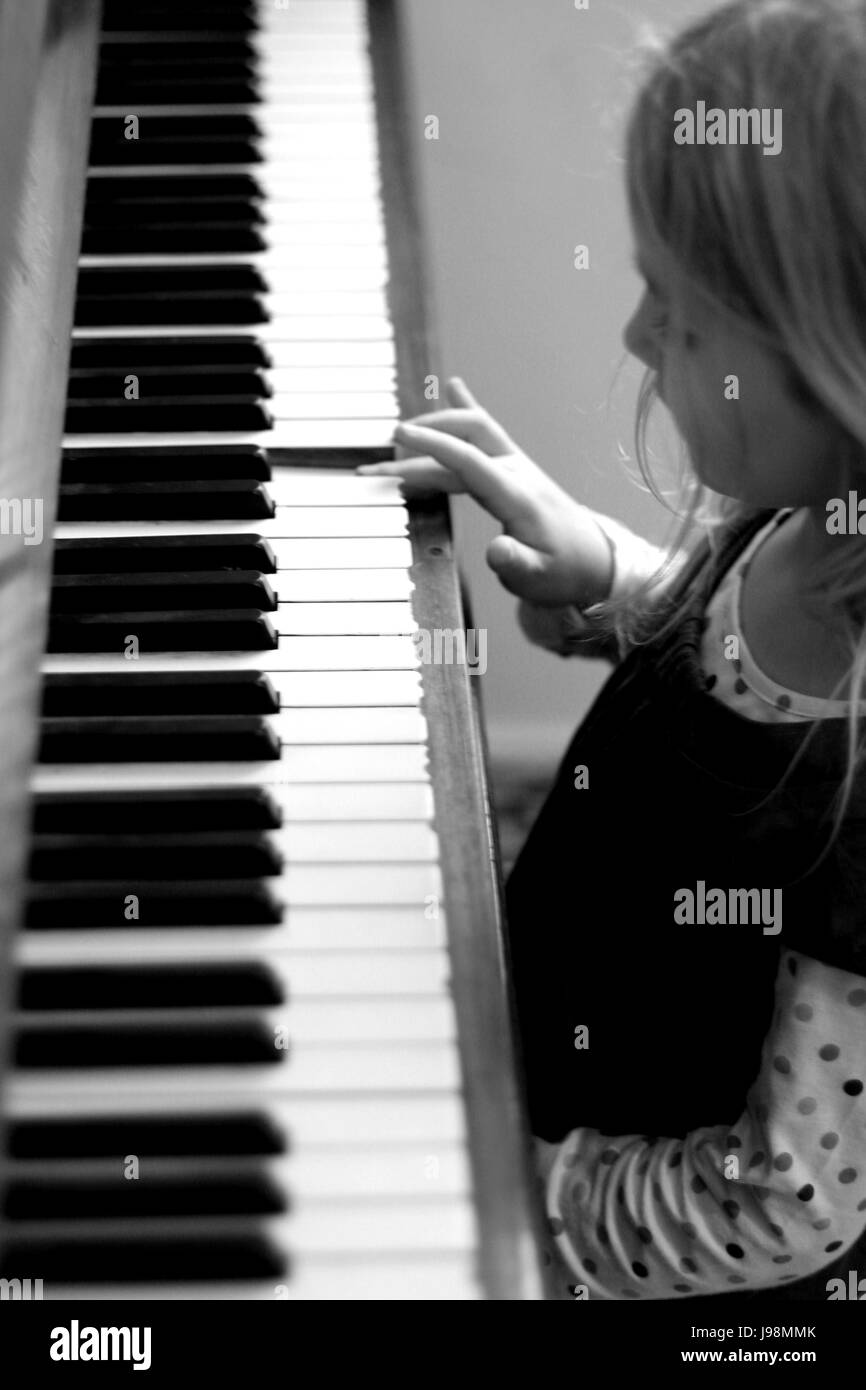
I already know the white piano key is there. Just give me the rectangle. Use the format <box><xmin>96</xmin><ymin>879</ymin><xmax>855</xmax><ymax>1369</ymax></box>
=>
<box><xmin>270</xmin><ymin>392</ymin><xmax>398</xmax><ymax>420</ymax></box>
<box><xmin>4</xmin><ymin>1090</ymin><xmax>467</xmax><ymax>1145</ymax></box>
<box><xmin>267</xmin><ymin>365</ymin><xmax>396</xmax><ymax>390</ymax></box>
<box><xmin>8</xmin><ymin>1201</ymin><xmax>477</xmax><ymax>1254</ymax></box>
<box><xmin>271</xmin><ymin>821</ymin><xmax>438</xmax><ymax>860</ymax></box>
<box><xmin>18</xmin><ymin>988</ymin><xmax>454</xmax><ymax>1036</ymax></box>
<box><xmin>36</xmin><ymin>1264</ymin><xmax>480</xmax><ymax>1301</ymax></box>
<box><xmin>265</xmin><ymin>339</ymin><xmax>395</xmax><ymax>365</ymax></box>
<box><xmin>264</xmin><ymin>291</ymin><xmax>386</xmax><ymax>316</ymax></box>
<box><xmin>34</xmin><ymin>744</ymin><xmax>431</xmax><ymax>790</ymax></box>
<box><xmin>281</xmin><ymin>862</ymin><xmax>441</xmax><ymax>904</ymax></box>
<box><xmin>273</xmin><ymin>708</ymin><xmax>426</xmax><ymax>742</ymax></box>
<box><xmin>273</xmin><ymin>602</ymin><xmax>415</xmax><ymax>636</ymax></box>
<box><xmin>54</xmin><ymin>508</ymin><xmax>407</xmax><ymax>541</ymax></box>
<box><xmin>17</xmin><ymin>905</ymin><xmax>444</xmax><ymax>964</ymax></box>
<box><xmin>72</xmin><ymin>316</ymin><xmax>394</xmax><ymax>341</ymax></box>
<box><xmin>64</xmin><ymin>420</ymin><xmax>398</xmax><ymax>449</ymax></box>
<box><xmin>42</xmin><ymin>635</ymin><xmax>422</xmax><ymax>675</ymax></box>
<box><xmin>269</xmin><ymin>670</ymin><xmax>421</xmax><ymax>704</ymax></box>
<box><xmin>275</xmin><ymin>572</ymin><xmax>413</xmax><ymax>602</ymax></box>
<box><xmin>79</xmin><ymin>257</ymin><xmax>390</xmax><ymax>291</ymax></box>
<box><xmin>7</xmin><ymin>1040</ymin><xmax>461</xmax><ymax>1100</ymax></box>
<box><xmin>269</xmin><ymin>781</ymin><xmax>434</xmax><ymax>818</ymax></box>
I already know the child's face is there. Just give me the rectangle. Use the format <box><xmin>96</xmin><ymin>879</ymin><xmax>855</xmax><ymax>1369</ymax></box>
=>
<box><xmin>623</xmin><ymin>237</ymin><xmax>850</xmax><ymax>509</ymax></box>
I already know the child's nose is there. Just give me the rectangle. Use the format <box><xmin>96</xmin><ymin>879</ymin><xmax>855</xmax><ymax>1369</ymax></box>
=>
<box><xmin>623</xmin><ymin>298</ymin><xmax>660</xmax><ymax>372</ymax></box>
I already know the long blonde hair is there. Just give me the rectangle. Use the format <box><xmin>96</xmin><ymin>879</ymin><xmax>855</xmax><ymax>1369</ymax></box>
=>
<box><xmin>601</xmin><ymin>0</ymin><xmax>866</xmax><ymax>850</ymax></box>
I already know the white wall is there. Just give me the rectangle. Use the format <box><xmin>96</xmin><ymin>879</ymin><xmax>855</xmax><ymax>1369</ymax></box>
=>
<box><xmin>401</xmin><ymin>0</ymin><xmax>717</xmax><ymax>767</ymax></box>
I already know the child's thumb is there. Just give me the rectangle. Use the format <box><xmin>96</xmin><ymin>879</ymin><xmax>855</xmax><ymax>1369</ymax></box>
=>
<box><xmin>486</xmin><ymin>533</ymin><xmax>551</xmax><ymax>598</ymax></box>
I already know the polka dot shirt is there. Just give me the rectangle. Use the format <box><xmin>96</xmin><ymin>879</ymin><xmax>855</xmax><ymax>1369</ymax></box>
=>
<box><xmin>527</xmin><ymin>509</ymin><xmax>866</xmax><ymax>1298</ymax></box>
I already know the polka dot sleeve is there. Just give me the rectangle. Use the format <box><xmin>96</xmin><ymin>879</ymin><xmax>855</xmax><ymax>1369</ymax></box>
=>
<box><xmin>537</xmin><ymin>949</ymin><xmax>866</xmax><ymax>1299</ymax></box>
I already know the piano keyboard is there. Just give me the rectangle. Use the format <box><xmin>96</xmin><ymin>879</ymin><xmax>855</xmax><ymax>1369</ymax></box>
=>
<box><xmin>0</xmin><ymin>0</ymin><xmax>544</xmax><ymax>1301</ymax></box>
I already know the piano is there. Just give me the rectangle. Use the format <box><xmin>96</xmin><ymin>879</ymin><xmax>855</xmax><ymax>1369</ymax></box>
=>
<box><xmin>0</xmin><ymin>0</ymin><xmax>547</xmax><ymax>1300</ymax></box>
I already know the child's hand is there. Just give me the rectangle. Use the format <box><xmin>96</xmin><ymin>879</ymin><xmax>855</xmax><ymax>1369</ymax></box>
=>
<box><xmin>357</xmin><ymin>378</ymin><xmax>613</xmax><ymax>608</ymax></box>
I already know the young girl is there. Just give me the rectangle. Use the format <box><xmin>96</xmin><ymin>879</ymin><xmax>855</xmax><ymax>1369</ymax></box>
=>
<box><xmin>360</xmin><ymin>0</ymin><xmax>866</xmax><ymax>1301</ymax></box>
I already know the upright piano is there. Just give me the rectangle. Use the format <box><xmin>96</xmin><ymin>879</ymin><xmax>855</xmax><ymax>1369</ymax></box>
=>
<box><xmin>0</xmin><ymin>0</ymin><xmax>547</xmax><ymax>1300</ymax></box>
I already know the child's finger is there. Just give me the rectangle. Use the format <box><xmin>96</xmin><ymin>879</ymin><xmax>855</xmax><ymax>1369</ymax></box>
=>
<box><xmin>356</xmin><ymin>457</ymin><xmax>466</xmax><ymax>494</ymax></box>
<box><xmin>392</xmin><ymin>421</ymin><xmax>527</xmax><ymax>522</ymax></box>
<box><xmin>445</xmin><ymin>377</ymin><xmax>479</xmax><ymax>409</ymax></box>
<box><xmin>400</xmin><ymin>406</ymin><xmax>513</xmax><ymax>456</ymax></box>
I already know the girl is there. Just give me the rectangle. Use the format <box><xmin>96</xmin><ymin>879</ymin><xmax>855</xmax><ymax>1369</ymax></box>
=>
<box><xmin>360</xmin><ymin>0</ymin><xmax>866</xmax><ymax>1301</ymax></box>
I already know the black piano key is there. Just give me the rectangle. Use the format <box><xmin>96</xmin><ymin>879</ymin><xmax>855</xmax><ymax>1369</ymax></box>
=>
<box><xmin>47</xmin><ymin>610</ymin><xmax>279</xmax><ymax>653</ymax></box>
<box><xmin>77</xmin><ymin>265</ymin><xmax>268</xmax><ymax>296</ymax></box>
<box><xmin>84</xmin><ymin>174</ymin><xmax>262</xmax><ymax>204</ymax></box>
<box><xmin>18</xmin><ymin>962</ymin><xmax>283</xmax><ymax>1010</ymax></box>
<box><xmin>75</xmin><ymin>291</ymin><xmax>269</xmax><ymax>326</ymax></box>
<box><xmin>97</xmin><ymin>39</ymin><xmax>257</xmax><ymax>65</ymax></box>
<box><xmin>15</xmin><ymin>1019</ymin><xmax>283</xmax><ymax>1068</ymax></box>
<box><xmin>65</xmin><ymin>398</ymin><xmax>274</xmax><ymax>433</ymax></box>
<box><xmin>51</xmin><ymin>534</ymin><xmax>277</xmax><ymax>574</ymax></box>
<box><xmin>32</xmin><ymin>788</ymin><xmax>283</xmax><ymax>836</ymax></box>
<box><xmin>75</xmin><ymin>265</ymin><xmax>270</xmax><ymax>326</ymax></box>
<box><xmin>41</xmin><ymin>672</ymin><xmax>281</xmax><ymax>717</ymax></box>
<box><xmin>25</xmin><ymin>881</ymin><xmax>283</xmax><ymax>928</ymax></box>
<box><xmin>0</xmin><ymin>1235</ymin><xmax>287</xmax><ymax>1282</ymax></box>
<box><xmin>66</xmin><ymin>369</ymin><xmax>271</xmax><ymax>399</ymax></box>
<box><xmin>85</xmin><ymin>197</ymin><xmax>263</xmax><ymax>226</ymax></box>
<box><xmin>7</xmin><ymin>1112</ymin><xmax>285</xmax><ymax>1159</ymax></box>
<box><xmin>90</xmin><ymin>137</ymin><xmax>262</xmax><ymax>166</ymax></box>
<box><xmin>57</xmin><ymin>479</ymin><xmax>276</xmax><ymax>521</ymax></box>
<box><xmin>61</xmin><ymin>444</ymin><xmax>271</xmax><ymax>482</ymax></box>
<box><xmin>91</xmin><ymin>112</ymin><xmax>261</xmax><ymax>141</ymax></box>
<box><xmin>4</xmin><ymin>1173</ymin><xmax>286</xmax><ymax>1221</ymax></box>
<box><xmin>29</xmin><ymin>829</ymin><xmax>283</xmax><ymax>879</ymax></box>
<box><xmin>82</xmin><ymin>223</ymin><xmax>268</xmax><ymax>255</ymax></box>
<box><xmin>38</xmin><ymin>714</ymin><xmax>282</xmax><ymax>762</ymax></box>
<box><xmin>70</xmin><ymin>340</ymin><xmax>270</xmax><ymax>370</ymax></box>
<box><xmin>101</xmin><ymin>1</ymin><xmax>258</xmax><ymax>31</ymax></box>
<box><xmin>51</xmin><ymin>571</ymin><xmax>278</xmax><ymax>613</ymax></box>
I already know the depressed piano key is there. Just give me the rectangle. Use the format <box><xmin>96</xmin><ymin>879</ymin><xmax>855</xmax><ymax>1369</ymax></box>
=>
<box><xmin>65</xmin><ymin>399</ymin><xmax>274</xmax><ymax>433</ymax></box>
<box><xmin>47</xmin><ymin>610</ymin><xmax>279</xmax><ymax>654</ymax></box>
<box><xmin>51</xmin><ymin>571</ymin><xmax>279</xmax><ymax>613</ymax></box>
<box><xmin>57</xmin><ymin>480</ymin><xmax>276</xmax><ymax>521</ymax></box>
<box><xmin>25</xmin><ymin>881</ymin><xmax>283</xmax><ymax>928</ymax></box>
<box><xmin>32</xmin><ymin>787</ymin><xmax>283</xmax><ymax>835</ymax></box>
<box><xmin>0</xmin><ymin>1234</ymin><xmax>286</xmax><ymax>1282</ymax></box>
<box><xmin>38</xmin><ymin>715</ymin><xmax>282</xmax><ymax>762</ymax></box>
<box><xmin>41</xmin><ymin>671</ymin><xmax>281</xmax><ymax>717</ymax></box>
<box><xmin>69</xmin><ymin>337</ymin><xmax>271</xmax><ymax>370</ymax></box>
<box><xmin>14</xmin><ymin>1019</ymin><xmax>284</xmax><ymax>1069</ymax></box>
<box><xmin>4</xmin><ymin>1172</ymin><xmax>286</xmax><ymax>1220</ymax></box>
<box><xmin>52</xmin><ymin>534</ymin><xmax>277</xmax><ymax>573</ymax></box>
<box><xmin>29</xmin><ymin>829</ymin><xmax>284</xmax><ymax>880</ymax></box>
<box><xmin>66</xmin><ymin>368</ymin><xmax>271</xmax><ymax>399</ymax></box>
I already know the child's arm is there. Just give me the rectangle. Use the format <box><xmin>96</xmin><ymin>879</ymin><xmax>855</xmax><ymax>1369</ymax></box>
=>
<box><xmin>538</xmin><ymin>948</ymin><xmax>866</xmax><ymax>1299</ymax></box>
